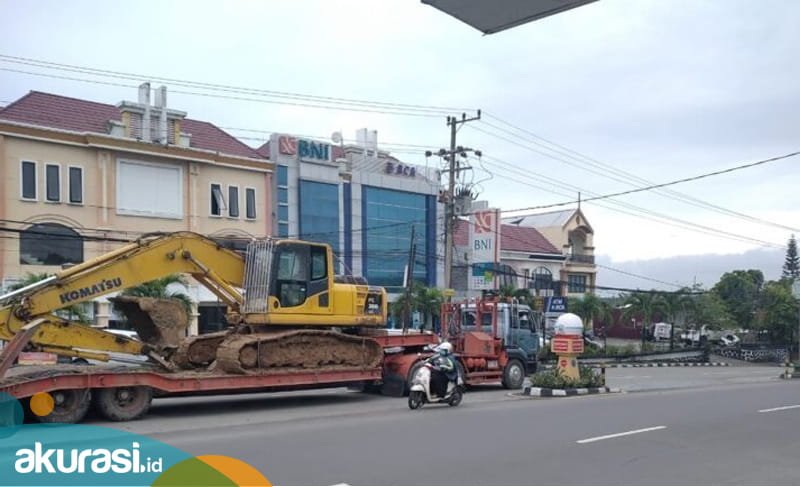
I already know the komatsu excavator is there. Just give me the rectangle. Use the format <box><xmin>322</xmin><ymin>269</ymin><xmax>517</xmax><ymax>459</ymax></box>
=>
<box><xmin>0</xmin><ymin>232</ymin><xmax>386</xmax><ymax>374</ymax></box>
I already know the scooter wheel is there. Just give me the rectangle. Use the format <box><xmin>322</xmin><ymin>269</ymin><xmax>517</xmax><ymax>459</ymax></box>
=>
<box><xmin>448</xmin><ymin>389</ymin><xmax>463</xmax><ymax>407</ymax></box>
<box><xmin>408</xmin><ymin>391</ymin><xmax>424</xmax><ymax>410</ymax></box>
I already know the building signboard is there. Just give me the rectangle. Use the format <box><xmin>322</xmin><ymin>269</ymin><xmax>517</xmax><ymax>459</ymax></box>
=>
<box><xmin>278</xmin><ymin>135</ymin><xmax>331</xmax><ymax>163</ymax></box>
<box><xmin>546</xmin><ymin>296</ymin><xmax>567</xmax><ymax>313</ymax></box>
<box><xmin>385</xmin><ymin>162</ymin><xmax>416</xmax><ymax>178</ymax></box>
<box><xmin>469</xmin><ymin>208</ymin><xmax>500</xmax><ymax>290</ymax></box>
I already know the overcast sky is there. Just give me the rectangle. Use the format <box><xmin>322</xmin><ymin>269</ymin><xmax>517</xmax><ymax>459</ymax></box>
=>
<box><xmin>1</xmin><ymin>0</ymin><xmax>798</xmax><ymax>289</ymax></box>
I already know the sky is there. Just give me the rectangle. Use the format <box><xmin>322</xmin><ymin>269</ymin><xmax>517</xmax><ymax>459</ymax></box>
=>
<box><xmin>1</xmin><ymin>0</ymin><xmax>798</xmax><ymax>290</ymax></box>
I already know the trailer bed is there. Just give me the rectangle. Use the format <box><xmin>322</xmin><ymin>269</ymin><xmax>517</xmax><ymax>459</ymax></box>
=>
<box><xmin>0</xmin><ymin>363</ymin><xmax>382</xmax><ymax>399</ymax></box>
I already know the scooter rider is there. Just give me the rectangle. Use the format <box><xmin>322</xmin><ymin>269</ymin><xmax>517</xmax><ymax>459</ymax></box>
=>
<box><xmin>429</xmin><ymin>341</ymin><xmax>457</xmax><ymax>397</ymax></box>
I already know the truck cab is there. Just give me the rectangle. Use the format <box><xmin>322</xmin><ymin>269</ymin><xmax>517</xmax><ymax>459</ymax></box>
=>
<box><xmin>461</xmin><ymin>301</ymin><xmax>541</xmax><ymax>375</ymax></box>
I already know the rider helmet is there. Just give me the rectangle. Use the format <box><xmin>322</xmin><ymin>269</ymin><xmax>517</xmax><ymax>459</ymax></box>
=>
<box><xmin>436</xmin><ymin>341</ymin><xmax>453</xmax><ymax>355</ymax></box>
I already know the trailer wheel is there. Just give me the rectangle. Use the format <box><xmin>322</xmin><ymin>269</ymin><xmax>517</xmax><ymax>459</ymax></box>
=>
<box><xmin>36</xmin><ymin>389</ymin><xmax>91</xmax><ymax>424</ymax></box>
<box><xmin>94</xmin><ymin>386</ymin><xmax>153</xmax><ymax>422</ymax></box>
<box><xmin>501</xmin><ymin>359</ymin><xmax>525</xmax><ymax>389</ymax></box>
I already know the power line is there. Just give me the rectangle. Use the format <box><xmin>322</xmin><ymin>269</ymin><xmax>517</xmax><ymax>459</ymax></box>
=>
<box><xmin>478</xmin><ymin>113</ymin><xmax>796</xmax><ymax>233</ymax></box>
<box><xmin>479</xmin><ymin>155</ymin><xmax>785</xmax><ymax>248</ymax></box>
<box><xmin>498</xmin><ymin>150</ymin><xmax>800</xmax><ymax>222</ymax></box>
<box><xmin>0</xmin><ymin>55</ymin><xmax>479</xmax><ymax>118</ymax></box>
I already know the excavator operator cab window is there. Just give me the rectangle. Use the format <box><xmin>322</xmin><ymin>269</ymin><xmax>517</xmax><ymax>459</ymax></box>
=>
<box><xmin>272</xmin><ymin>243</ymin><xmax>330</xmax><ymax>308</ymax></box>
<box><xmin>274</xmin><ymin>244</ymin><xmax>309</xmax><ymax>307</ymax></box>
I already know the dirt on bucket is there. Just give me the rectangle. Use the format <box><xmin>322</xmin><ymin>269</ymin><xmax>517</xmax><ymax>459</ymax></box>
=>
<box><xmin>110</xmin><ymin>296</ymin><xmax>189</xmax><ymax>350</ymax></box>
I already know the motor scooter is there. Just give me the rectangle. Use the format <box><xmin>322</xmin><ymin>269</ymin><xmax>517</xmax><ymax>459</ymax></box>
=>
<box><xmin>408</xmin><ymin>358</ymin><xmax>464</xmax><ymax>409</ymax></box>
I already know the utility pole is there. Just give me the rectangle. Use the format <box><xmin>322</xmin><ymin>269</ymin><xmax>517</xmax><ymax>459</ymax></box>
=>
<box><xmin>402</xmin><ymin>226</ymin><xmax>417</xmax><ymax>333</ymax></box>
<box><xmin>428</xmin><ymin>111</ymin><xmax>481</xmax><ymax>291</ymax></box>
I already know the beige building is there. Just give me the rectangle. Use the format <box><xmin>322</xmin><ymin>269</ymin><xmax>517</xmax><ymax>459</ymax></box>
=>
<box><xmin>0</xmin><ymin>86</ymin><xmax>274</xmax><ymax>334</ymax></box>
<box><xmin>504</xmin><ymin>208</ymin><xmax>597</xmax><ymax>296</ymax></box>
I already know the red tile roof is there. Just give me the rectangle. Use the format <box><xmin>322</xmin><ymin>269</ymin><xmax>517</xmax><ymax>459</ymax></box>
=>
<box><xmin>0</xmin><ymin>91</ymin><xmax>264</xmax><ymax>160</ymax></box>
<box><xmin>454</xmin><ymin>219</ymin><xmax>559</xmax><ymax>254</ymax></box>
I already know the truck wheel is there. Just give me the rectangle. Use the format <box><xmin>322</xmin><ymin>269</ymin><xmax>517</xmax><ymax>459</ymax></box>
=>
<box><xmin>501</xmin><ymin>359</ymin><xmax>525</xmax><ymax>389</ymax></box>
<box><xmin>36</xmin><ymin>389</ymin><xmax>91</xmax><ymax>424</ymax></box>
<box><xmin>94</xmin><ymin>386</ymin><xmax>153</xmax><ymax>422</ymax></box>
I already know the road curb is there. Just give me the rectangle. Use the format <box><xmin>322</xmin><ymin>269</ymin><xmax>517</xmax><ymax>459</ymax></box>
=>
<box><xmin>604</xmin><ymin>362</ymin><xmax>729</xmax><ymax>368</ymax></box>
<box><xmin>520</xmin><ymin>385</ymin><xmax>621</xmax><ymax>397</ymax></box>
<box><xmin>542</xmin><ymin>362</ymin><xmax>729</xmax><ymax>369</ymax></box>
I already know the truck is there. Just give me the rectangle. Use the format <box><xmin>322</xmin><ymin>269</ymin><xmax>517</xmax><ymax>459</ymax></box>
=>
<box><xmin>0</xmin><ymin>232</ymin><xmax>440</xmax><ymax>423</ymax></box>
<box><xmin>438</xmin><ymin>296</ymin><xmax>540</xmax><ymax>389</ymax></box>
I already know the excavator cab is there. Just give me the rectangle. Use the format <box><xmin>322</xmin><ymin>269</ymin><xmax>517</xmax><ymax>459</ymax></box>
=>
<box><xmin>241</xmin><ymin>239</ymin><xmax>386</xmax><ymax>326</ymax></box>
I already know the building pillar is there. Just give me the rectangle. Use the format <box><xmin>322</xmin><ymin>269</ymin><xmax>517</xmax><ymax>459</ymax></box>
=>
<box><xmin>95</xmin><ymin>301</ymin><xmax>111</xmax><ymax>328</ymax></box>
<box><xmin>188</xmin><ymin>302</ymin><xmax>199</xmax><ymax>336</ymax></box>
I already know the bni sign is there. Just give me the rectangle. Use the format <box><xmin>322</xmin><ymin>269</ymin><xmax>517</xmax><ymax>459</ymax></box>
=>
<box><xmin>469</xmin><ymin>208</ymin><xmax>501</xmax><ymax>290</ymax></box>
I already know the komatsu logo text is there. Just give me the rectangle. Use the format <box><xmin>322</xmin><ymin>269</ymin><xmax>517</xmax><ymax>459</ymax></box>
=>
<box><xmin>59</xmin><ymin>278</ymin><xmax>122</xmax><ymax>305</ymax></box>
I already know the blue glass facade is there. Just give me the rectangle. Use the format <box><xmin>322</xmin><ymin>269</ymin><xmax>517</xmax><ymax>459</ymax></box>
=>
<box><xmin>362</xmin><ymin>186</ymin><xmax>435</xmax><ymax>289</ymax></box>
<box><xmin>299</xmin><ymin>180</ymin><xmax>339</xmax><ymax>254</ymax></box>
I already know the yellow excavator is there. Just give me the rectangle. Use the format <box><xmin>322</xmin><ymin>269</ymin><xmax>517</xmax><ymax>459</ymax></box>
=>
<box><xmin>0</xmin><ymin>232</ymin><xmax>386</xmax><ymax>374</ymax></box>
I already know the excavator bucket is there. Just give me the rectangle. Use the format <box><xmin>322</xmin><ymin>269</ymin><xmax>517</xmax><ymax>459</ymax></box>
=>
<box><xmin>109</xmin><ymin>296</ymin><xmax>189</xmax><ymax>350</ymax></box>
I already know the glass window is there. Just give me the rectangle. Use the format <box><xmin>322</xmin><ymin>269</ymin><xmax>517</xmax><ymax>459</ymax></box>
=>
<box><xmin>210</xmin><ymin>184</ymin><xmax>222</xmax><ymax>216</ymax></box>
<box><xmin>362</xmin><ymin>186</ymin><xmax>429</xmax><ymax>288</ymax></box>
<box><xmin>278</xmin><ymin>205</ymin><xmax>289</xmax><ymax>222</ymax></box>
<box><xmin>278</xmin><ymin>223</ymin><xmax>289</xmax><ymax>237</ymax></box>
<box><xmin>299</xmin><ymin>180</ymin><xmax>339</xmax><ymax>254</ymax></box>
<box><xmin>568</xmin><ymin>274</ymin><xmax>587</xmax><ymax>293</ymax></box>
<box><xmin>45</xmin><ymin>164</ymin><xmax>60</xmax><ymax>202</ymax></box>
<box><xmin>228</xmin><ymin>186</ymin><xmax>240</xmax><ymax>218</ymax></box>
<box><xmin>277</xmin><ymin>187</ymin><xmax>288</xmax><ymax>203</ymax></box>
<box><xmin>245</xmin><ymin>188</ymin><xmax>256</xmax><ymax>219</ymax></box>
<box><xmin>21</xmin><ymin>161</ymin><xmax>36</xmax><ymax>200</ymax></box>
<box><xmin>69</xmin><ymin>167</ymin><xmax>83</xmax><ymax>204</ymax></box>
<box><xmin>311</xmin><ymin>246</ymin><xmax>327</xmax><ymax>280</ymax></box>
<box><xmin>277</xmin><ymin>165</ymin><xmax>288</xmax><ymax>186</ymax></box>
<box><xmin>20</xmin><ymin>223</ymin><xmax>83</xmax><ymax>265</ymax></box>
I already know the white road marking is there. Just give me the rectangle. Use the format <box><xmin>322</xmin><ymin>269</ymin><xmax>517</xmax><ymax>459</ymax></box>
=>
<box><xmin>758</xmin><ymin>404</ymin><xmax>800</xmax><ymax>413</ymax></box>
<box><xmin>576</xmin><ymin>426</ymin><xmax>666</xmax><ymax>444</ymax></box>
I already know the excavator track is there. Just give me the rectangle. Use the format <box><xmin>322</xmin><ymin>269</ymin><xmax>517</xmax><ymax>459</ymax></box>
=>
<box><xmin>172</xmin><ymin>331</ymin><xmax>230</xmax><ymax>369</ymax></box>
<box><xmin>214</xmin><ymin>330</ymin><xmax>384</xmax><ymax>374</ymax></box>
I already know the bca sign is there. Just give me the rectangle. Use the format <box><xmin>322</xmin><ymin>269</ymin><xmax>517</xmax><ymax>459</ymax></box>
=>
<box><xmin>469</xmin><ymin>209</ymin><xmax>501</xmax><ymax>290</ymax></box>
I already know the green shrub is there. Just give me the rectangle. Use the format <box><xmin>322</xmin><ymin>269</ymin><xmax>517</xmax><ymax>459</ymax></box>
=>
<box><xmin>529</xmin><ymin>365</ymin><xmax>604</xmax><ymax>389</ymax></box>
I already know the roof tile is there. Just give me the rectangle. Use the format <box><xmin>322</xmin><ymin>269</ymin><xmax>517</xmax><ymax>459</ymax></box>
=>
<box><xmin>0</xmin><ymin>91</ymin><xmax>265</xmax><ymax>160</ymax></box>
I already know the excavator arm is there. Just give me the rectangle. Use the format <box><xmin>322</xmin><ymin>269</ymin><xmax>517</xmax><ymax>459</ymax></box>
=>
<box><xmin>0</xmin><ymin>232</ymin><xmax>245</xmax><ymax>364</ymax></box>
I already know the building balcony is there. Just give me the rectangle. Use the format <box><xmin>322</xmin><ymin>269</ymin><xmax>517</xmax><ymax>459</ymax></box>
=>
<box><xmin>567</xmin><ymin>253</ymin><xmax>595</xmax><ymax>265</ymax></box>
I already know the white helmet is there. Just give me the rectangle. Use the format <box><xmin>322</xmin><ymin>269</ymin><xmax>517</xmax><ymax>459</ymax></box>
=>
<box><xmin>436</xmin><ymin>342</ymin><xmax>453</xmax><ymax>355</ymax></box>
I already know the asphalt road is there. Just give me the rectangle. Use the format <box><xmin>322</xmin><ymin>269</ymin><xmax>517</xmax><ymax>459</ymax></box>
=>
<box><xmin>92</xmin><ymin>365</ymin><xmax>797</xmax><ymax>485</ymax></box>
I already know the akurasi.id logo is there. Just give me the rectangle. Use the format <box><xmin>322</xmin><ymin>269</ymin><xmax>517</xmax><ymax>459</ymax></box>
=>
<box><xmin>1</xmin><ymin>392</ymin><xmax>271</xmax><ymax>486</ymax></box>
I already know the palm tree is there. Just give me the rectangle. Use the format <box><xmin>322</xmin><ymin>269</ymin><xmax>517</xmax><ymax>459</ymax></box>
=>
<box><xmin>413</xmin><ymin>285</ymin><xmax>444</xmax><ymax>331</ymax></box>
<box><xmin>660</xmin><ymin>289</ymin><xmax>695</xmax><ymax>350</ymax></box>
<box><xmin>623</xmin><ymin>291</ymin><xmax>666</xmax><ymax>351</ymax></box>
<box><xmin>569</xmin><ymin>293</ymin><xmax>603</xmax><ymax>330</ymax></box>
<box><xmin>9</xmin><ymin>273</ymin><xmax>90</xmax><ymax>323</ymax></box>
<box><xmin>117</xmin><ymin>274</ymin><xmax>193</xmax><ymax>316</ymax></box>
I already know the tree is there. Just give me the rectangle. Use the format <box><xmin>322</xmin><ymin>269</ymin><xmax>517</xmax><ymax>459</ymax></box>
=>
<box><xmin>712</xmin><ymin>270</ymin><xmax>764</xmax><ymax>329</ymax></box>
<box><xmin>117</xmin><ymin>274</ymin><xmax>193</xmax><ymax>316</ymax></box>
<box><xmin>660</xmin><ymin>289</ymin><xmax>695</xmax><ymax>349</ymax></box>
<box><xmin>9</xmin><ymin>273</ymin><xmax>90</xmax><ymax>323</ymax></box>
<box><xmin>568</xmin><ymin>293</ymin><xmax>602</xmax><ymax>329</ymax></box>
<box><xmin>689</xmin><ymin>291</ymin><xmax>734</xmax><ymax>331</ymax></box>
<box><xmin>756</xmin><ymin>280</ymin><xmax>799</xmax><ymax>348</ymax></box>
<box><xmin>622</xmin><ymin>291</ymin><xmax>666</xmax><ymax>349</ymax></box>
<box><xmin>783</xmin><ymin>234</ymin><xmax>800</xmax><ymax>279</ymax></box>
<box><xmin>390</xmin><ymin>283</ymin><xmax>443</xmax><ymax>330</ymax></box>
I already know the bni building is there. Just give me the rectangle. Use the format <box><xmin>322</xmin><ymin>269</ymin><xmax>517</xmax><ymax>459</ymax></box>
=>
<box><xmin>260</xmin><ymin>129</ymin><xmax>443</xmax><ymax>293</ymax></box>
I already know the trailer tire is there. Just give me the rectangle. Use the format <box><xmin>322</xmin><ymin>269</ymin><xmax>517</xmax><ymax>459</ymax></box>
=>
<box><xmin>36</xmin><ymin>389</ymin><xmax>92</xmax><ymax>424</ymax></box>
<box><xmin>94</xmin><ymin>386</ymin><xmax>153</xmax><ymax>422</ymax></box>
<box><xmin>501</xmin><ymin>359</ymin><xmax>525</xmax><ymax>389</ymax></box>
